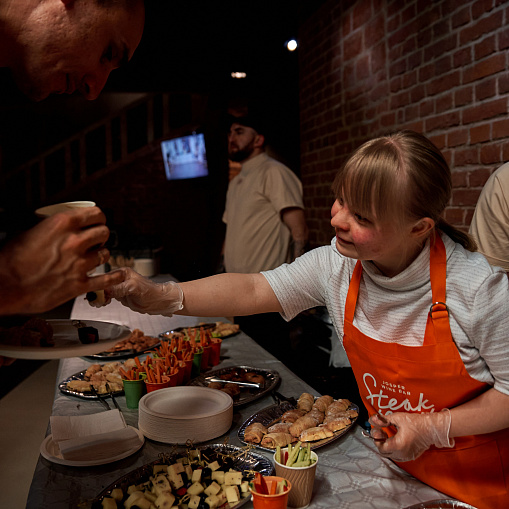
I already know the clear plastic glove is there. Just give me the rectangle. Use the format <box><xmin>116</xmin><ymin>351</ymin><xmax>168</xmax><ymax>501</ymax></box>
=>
<box><xmin>94</xmin><ymin>267</ymin><xmax>184</xmax><ymax>317</ymax></box>
<box><xmin>368</xmin><ymin>409</ymin><xmax>454</xmax><ymax>462</ymax></box>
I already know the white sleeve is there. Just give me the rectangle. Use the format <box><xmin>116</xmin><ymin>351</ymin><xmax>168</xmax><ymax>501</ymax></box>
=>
<box><xmin>261</xmin><ymin>245</ymin><xmax>341</xmax><ymax>321</ymax></box>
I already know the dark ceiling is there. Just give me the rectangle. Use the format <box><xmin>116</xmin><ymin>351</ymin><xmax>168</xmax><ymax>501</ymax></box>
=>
<box><xmin>0</xmin><ymin>1</ymin><xmax>323</xmax><ymax>170</ymax></box>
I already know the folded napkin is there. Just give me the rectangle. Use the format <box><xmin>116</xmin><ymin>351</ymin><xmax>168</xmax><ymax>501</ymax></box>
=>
<box><xmin>50</xmin><ymin>409</ymin><xmax>141</xmax><ymax>461</ymax></box>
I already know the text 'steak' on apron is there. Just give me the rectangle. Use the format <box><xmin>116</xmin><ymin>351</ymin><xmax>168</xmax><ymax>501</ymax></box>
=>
<box><xmin>342</xmin><ymin>234</ymin><xmax>509</xmax><ymax>508</ymax></box>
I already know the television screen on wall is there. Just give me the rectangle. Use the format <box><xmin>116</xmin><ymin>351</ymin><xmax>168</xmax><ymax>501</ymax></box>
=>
<box><xmin>160</xmin><ymin>132</ymin><xmax>208</xmax><ymax>181</ymax></box>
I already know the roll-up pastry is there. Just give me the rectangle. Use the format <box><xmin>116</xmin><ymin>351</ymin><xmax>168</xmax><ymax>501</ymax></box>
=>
<box><xmin>326</xmin><ymin>399</ymin><xmax>351</xmax><ymax>415</ymax></box>
<box><xmin>243</xmin><ymin>422</ymin><xmax>268</xmax><ymax>444</ymax></box>
<box><xmin>280</xmin><ymin>408</ymin><xmax>307</xmax><ymax>423</ymax></box>
<box><xmin>297</xmin><ymin>392</ymin><xmax>314</xmax><ymax>412</ymax></box>
<box><xmin>289</xmin><ymin>414</ymin><xmax>320</xmax><ymax>437</ymax></box>
<box><xmin>312</xmin><ymin>395</ymin><xmax>334</xmax><ymax>412</ymax></box>
<box><xmin>325</xmin><ymin>408</ymin><xmax>358</xmax><ymax>420</ymax></box>
<box><xmin>300</xmin><ymin>426</ymin><xmax>334</xmax><ymax>442</ymax></box>
<box><xmin>307</xmin><ymin>408</ymin><xmax>325</xmax><ymax>424</ymax></box>
<box><xmin>261</xmin><ymin>432</ymin><xmax>294</xmax><ymax>448</ymax></box>
<box><xmin>267</xmin><ymin>422</ymin><xmax>292</xmax><ymax>434</ymax></box>
<box><xmin>324</xmin><ymin>417</ymin><xmax>351</xmax><ymax>432</ymax></box>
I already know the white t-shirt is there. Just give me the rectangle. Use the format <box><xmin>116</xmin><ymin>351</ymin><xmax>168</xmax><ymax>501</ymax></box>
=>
<box><xmin>262</xmin><ymin>232</ymin><xmax>509</xmax><ymax>396</ymax></box>
<box><xmin>223</xmin><ymin>153</ymin><xmax>304</xmax><ymax>273</ymax></box>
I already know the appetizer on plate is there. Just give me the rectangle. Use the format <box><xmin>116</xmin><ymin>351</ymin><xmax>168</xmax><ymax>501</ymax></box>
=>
<box><xmin>91</xmin><ymin>444</ymin><xmax>273</xmax><ymax>509</ymax></box>
<box><xmin>188</xmin><ymin>365</ymin><xmax>280</xmax><ymax>407</ymax></box>
<box><xmin>61</xmin><ymin>359</ymin><xmax>138</xmax><ymax>396</ymax></box>
<box><xmin>240</xmin><ymin>392</ymin><xmax>359</xmax><ymax>451</ymax></box>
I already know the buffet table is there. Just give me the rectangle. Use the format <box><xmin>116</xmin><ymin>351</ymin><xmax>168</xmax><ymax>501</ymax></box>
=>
<box><xmin>26</xmin><ymin>290</ymin><xmax>448</xmax><ymax>509</ymax></box>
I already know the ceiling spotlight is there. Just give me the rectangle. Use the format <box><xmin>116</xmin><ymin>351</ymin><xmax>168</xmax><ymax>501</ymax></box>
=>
<box><xmin>231</xmin><ymin>72</ymin><xmax>247</xmax><ymax>79</ymax></box>
<box><xmin>286</xmin><ymin>39</ymin><xmax>298</xmax><ymax>51</ymax></box>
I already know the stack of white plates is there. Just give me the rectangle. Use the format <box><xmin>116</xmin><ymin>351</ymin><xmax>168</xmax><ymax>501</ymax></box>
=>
<box><xmin>138</xmin><ymin>386</ymin><xmax>233</xmax><ymax>444</ymax></box>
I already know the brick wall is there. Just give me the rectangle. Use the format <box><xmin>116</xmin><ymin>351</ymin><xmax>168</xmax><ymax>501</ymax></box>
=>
<box><xmin>298</xmin><ymin>0</ymin><xmax>509</xmax><ymax>248</ymax></box>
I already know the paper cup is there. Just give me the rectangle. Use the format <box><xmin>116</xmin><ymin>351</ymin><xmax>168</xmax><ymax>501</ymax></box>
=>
<box><xmin>123</xmin><ymin>379</ymin><xmax>146</xmax><ymax>409</ymax></box>
<box><xmin>273</xmin><ymin>450</ymin><xmax>318</xmax><ymax>509</ymax></box>
<box><xmin>35</xmin><ymin>201</ymin><xmax>96</xmax><ymax>218</ymax></box>
<box><xmin>250</xmin><ymin>476</ymin><xmax>292</xmax><ymax>509</ymax></box>
<box><xmin>145</xmin><ymin>378</ymin><xmax>172</xmax><ymax>393</ymax></box>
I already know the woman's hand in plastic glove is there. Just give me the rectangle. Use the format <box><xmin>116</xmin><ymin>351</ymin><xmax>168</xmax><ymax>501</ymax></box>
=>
<box><xmin>368</xmin><ymin>409</ymin><xmax>454</xmax><ymax>462</ymax></box>
<box><xmin>92</xmin><ymin>268</ymin><xmax>184</xmax><ymax>317</ymax></box>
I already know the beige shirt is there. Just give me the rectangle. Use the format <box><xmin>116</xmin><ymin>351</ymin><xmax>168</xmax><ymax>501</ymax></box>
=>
<box><xmin>469</xmin><ymin>162</ymin><xmax>509</xmax><ymax>271</ymax></box>
<box><xmin>223</xmin><ymin>152</ymin><xmax>304</xmax><ymax>273</ymax></box>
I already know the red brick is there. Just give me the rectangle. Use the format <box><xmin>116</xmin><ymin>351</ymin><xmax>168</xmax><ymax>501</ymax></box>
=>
<box><xmin>459</xmin><ymin>12</ymin><xmax>502</xmax><ymax>45</ymax></box>
<box><xmin>452</xmin><ymin>189</ymin><xmax>483</xmax><ymax>206</ymax></box>
<box><xmin>420</xmin><ymin>98</ymin><xmax>435</xmax><ymax>117</ymax></box>
<box><xmin>475</xmin><ymin>77</ymin><xmax>497</xmax><ymax>100</ymax></box>
<box><xmin>426</xmin><ymin>71</ymin><xmax>460</xmax><ymax>96</ymax></box>
<box><xmin>454</xmin><ymin>85</ymin><xmax>473</xmax><ymax>107</ymax></box>
<box><xmin>475</xmin><ymin>34</ymin><xmax>496</xmax><ymax>60</ymax></box>
<box><xmin>436</xmin><ymin>94</ymin><xmax>453</xmax><ymax>113</ymax></box>
<box><xmin>463</xmin><ymin>98</ymin><xmax>507</xmax><ymax>124</ymax></box>
<box><xmin>463</xmin><ymin>53</ymin><xmax>506</xmax><ymax>83</ymax></box>
<box><xmin>470</xmin><ymin>124</ymin><xmax>491</xmax><ymax>144</ymax></box>
<box><xmin>353</xmin><ymin>1</ymin><xmax>372</xmax><ymax>30</ymax></box>
<box><xmin>499</xmin><ymin>73</ymin><xmax>509</xmax><ymax>94</ymax></box>
<box><xmin>468</xmin><ymin>167</ymin><xmax>492</xmax><ymax>187</ymax></box>
<box><xmin>425</xmin><ymin>111</ymin><xmax>461</xmax><ymax>132</ymax></box>
<box><xmin>480</xmin><ymin>143</ymin><xmax>502</xmax><ymax>164</ymax></box>
<box><xmin>429</xmin><ymin>133</ymin><xmax>446</xmax><ymax>150</ymax></box>
<box><xmin>447</xmin><ymin>129</ymin><xmax>469</xmax><ymax>147</ymax></box>
<box><xmin>451</xmin><ymin>169</ymin><xmax>468</xmax><ymax>187</ymax></box>
<box><xmin>454</xmin><ymin>147</ymin><xmax>480</xmax><ymax>166</ymax></box>
<box><xmin>343</xmin><ymin>31</ymin><xmax>363</xmax><ymax>61</ymax></box>
<box><xmin>499</xmin><ymin>27</ymin><xmax>509</xmax><ymax>50</ymax></box>
<box><xmin>453</xmin><ymin>47</ymin><xmax>472</xmax><ymax>68</ymax></box>
<box><xmin>492</xmin><ymin>119</ymin><xmax>509</xmax><ymax>139</ymax></box>
<box><xmin>451</xmin><ymin>5</ymin><xmax>471</xmax><ymax>29</ymax></box>
<box><xmin>472</xmin><ymin>0</ymin><xmax>495</xmax><ymax>19</ymax></box>
<box><xmin>444</xmin><ymin>207</ymin><xmax>466</xmax><ymax>225</ymax></box>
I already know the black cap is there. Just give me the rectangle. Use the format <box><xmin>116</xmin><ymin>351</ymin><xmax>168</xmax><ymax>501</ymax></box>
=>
<box><xmin>227</xmin><ymin>113</ymin><xmax>267</xmax><ymax>135</ymax></box>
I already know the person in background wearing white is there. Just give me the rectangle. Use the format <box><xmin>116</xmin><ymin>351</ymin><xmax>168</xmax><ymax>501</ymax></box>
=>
<box><xmin>221</xmin><ymin>113</ymin><xmax>308</xmax><ymax>359</ymax></box>
<box><xmin>469</xmin><ymin>161</ymin><xmax>509</xmax><ymax>274</ymax></box>
<box><xmin>97</xmin><ymin>131</ymin><xmax>509</xmax><ymax>508</ymax></box>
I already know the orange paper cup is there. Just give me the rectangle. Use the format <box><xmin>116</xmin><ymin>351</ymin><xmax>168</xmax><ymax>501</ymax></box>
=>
<box><xmin>145</xmin><ymin>378</ymin><xmax>172</xmax><ymax>393</ymax></box>
<box><xmin>250</xmin><ymin>476</ymin><xmax>292</xmax><ymax>509</ymax></box>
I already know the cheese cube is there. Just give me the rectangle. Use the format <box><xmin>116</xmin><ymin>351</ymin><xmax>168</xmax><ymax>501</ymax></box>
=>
<box><xmin>204</xmin><ymin>481</ymin><xmax>221</xmax><ymax>497</ymax></box>
<box><xmin>155</xmin><ymin>492</ymin><xmax>176</xmax><ymax>509</ymax></box>
<box><xmin>187</xmin><ymin>481</ymin><xmax>205</xmax><ymax>496</ymax></box>
<box><xmin>225</xmin><ymin>485</ymin><xmax>240</xmax><ymax>504</ymax></box>
<box><xmin>224</xmin><ymin>472</ymin><xmax>243</xmax><ymax>485</ymax></box>
<box><xmin>191</xmin><ymin>468</ymin><xmax>203</xmax><ymax>482</ymax></box>
<box><xmin>207</xmin><ymin>460</ymin><xmax>221</xmax><ymax>471</ymax></box>
<box><xmin>211</xmin><ymin>471</ymin><xmax>225</xmax><ymax>485</ymax></box>
<box><xmin>204</xmin><ymin>494</ymin><xmax>221</xmax><ymax>508</ymax></box>
<box><xmin>168</xmin><ymin>462</ymin><xmax>184</xmax><ymax>475</ymax></box>
<box><xmin>240</xmin><ymin>480</ymin><xmax>250</xmax><ymax>493</ymax></box>
<box><xmin>188</xmin><ymin>495</ymin><xmax>201</xmax><ymax>509</ymax></box>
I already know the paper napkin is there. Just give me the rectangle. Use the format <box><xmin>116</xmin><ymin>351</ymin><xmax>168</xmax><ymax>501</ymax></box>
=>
<box><xmin>50</xmin><ymin>409</ymin><xmax>141</xmax><ymax>461</ymax></box>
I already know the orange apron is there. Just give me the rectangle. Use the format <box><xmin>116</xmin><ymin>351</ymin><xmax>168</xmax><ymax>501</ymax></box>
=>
<box><xmin>342</xmin><ymin>235</ymin><xmax>509</xmax><ymax>508</ymax></box>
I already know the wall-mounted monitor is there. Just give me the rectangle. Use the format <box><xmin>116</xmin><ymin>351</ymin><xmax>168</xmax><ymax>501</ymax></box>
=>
<box><xmin>161</xmin><ymin>132</ymin><xmax>208</xmax><ymax>181</ymax></box>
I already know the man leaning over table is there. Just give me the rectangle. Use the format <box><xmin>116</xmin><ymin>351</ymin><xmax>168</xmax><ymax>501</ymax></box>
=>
<box><xmin>0</xmin><ymin>0</ymin><xmax>146</xmax><ymax>364</ymax></box>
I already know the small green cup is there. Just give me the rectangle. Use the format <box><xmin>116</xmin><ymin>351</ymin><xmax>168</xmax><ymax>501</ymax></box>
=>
<box><xmin>123</xmin><ymin>379</ymin><xmax>146</xmax><ymax>409</ymax></box>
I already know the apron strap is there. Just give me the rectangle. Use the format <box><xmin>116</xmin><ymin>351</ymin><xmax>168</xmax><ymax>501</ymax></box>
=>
<box><xmin>426</xmin><ymin>233</ymin><xmax>453</xmax><ymax>345</ymax></box>
<box><xmin>344</xmin><ymin>261</ymin><xmax>362</xmax><ymax>324</ymax></box>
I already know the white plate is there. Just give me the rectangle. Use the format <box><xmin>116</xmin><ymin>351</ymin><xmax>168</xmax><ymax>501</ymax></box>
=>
<box><xmin>138</xmin><ymin>387</ymin><xmax>233</xmax><ymax>444</ymax></box>
<box><xmin>39</xmin><ymin>427</ymin><xmax>144</xmax><ymax>467</ymax></box>
<box><xmin>140</xmin><ymin>386</ymin><xmax>233</xmax><ymax>419</ymax></box>
<box><xmin>0</xmin><ymin>319</ymin><xmax>131</xmax><ymax>359</ymax></box>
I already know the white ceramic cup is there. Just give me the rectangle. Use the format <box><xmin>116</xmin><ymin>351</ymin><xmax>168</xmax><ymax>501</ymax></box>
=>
<box><xmin>35</xmin><ymin>201</ymin><xmax>96</xmax><ymax>218</ymax></box>
<box><xmin>134</xmin><ymin>258</ymin><xmax>156</xmax><ymax>277</ymax></box>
